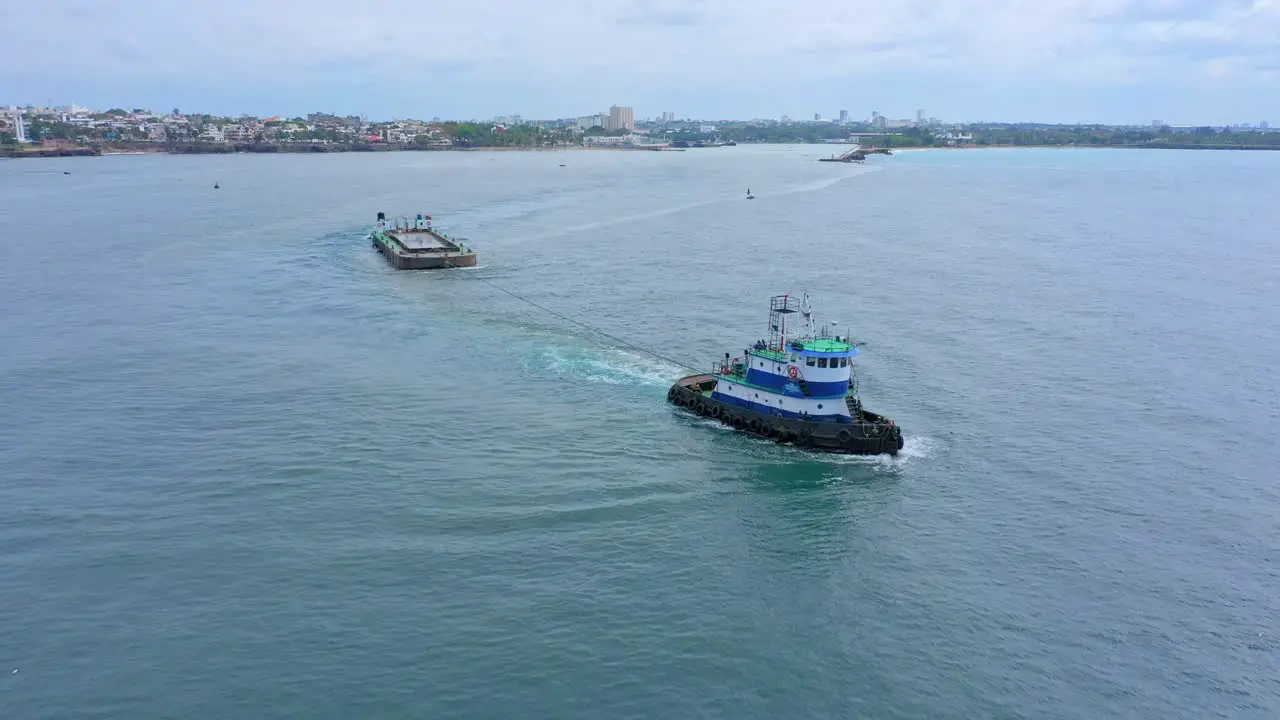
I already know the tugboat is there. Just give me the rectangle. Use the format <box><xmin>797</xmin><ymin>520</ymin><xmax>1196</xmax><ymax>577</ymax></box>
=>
<box><xmin>667</xmin><ymin>293</ymin><xmax>903</xmax><ymax>455</ymax></box>
<box><xmin>369</xmin><ymin>211</ymin><xmax>478</xmax><ymax>270</ymax></box>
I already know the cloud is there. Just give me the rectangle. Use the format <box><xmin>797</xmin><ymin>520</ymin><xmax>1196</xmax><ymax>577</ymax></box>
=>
<box><xmin>622</xmin><ymin>0</ymin><xmax>709</xmax><ymax>26</ymax></box>
<box><xmin>2</xmin><ymin>0</ymin><xmax>1278</xmax><ymax>120</ymax></box>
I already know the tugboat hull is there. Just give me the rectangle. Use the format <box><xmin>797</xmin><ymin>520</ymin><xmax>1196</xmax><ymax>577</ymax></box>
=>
<box><xmin>668</xmin><ymin>374</ymin><xmax>903</xmax><ymax>456</ymax></box>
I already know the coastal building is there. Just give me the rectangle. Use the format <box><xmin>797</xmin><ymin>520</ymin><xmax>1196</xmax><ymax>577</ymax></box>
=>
<box><xmin>839</xmin><ymin>110</ymin><xmax>849</xmax><ymax>124</ymax></box>
<box><xmin>577</xmin><ymin>113</ymin><xmax>608</xmax><ymax>130</ymax></box>
<box><xmin>607</xmin><ymin>105</ymin><xmax>635</xmax><ymax>131</ymax></box>
<box><xmin>199</xmin><ymin>125</ymin><xmax>225</xmax><ymax>143</ymax></box>
<box><xmin>583</xmin><ymin>132</ymin><xmax>665</xmax><ymax>148</ymax></box>
<box><xmin>939</xmin><ymin>131</ymin><xmax>974</xmax><ymax>145</ymax></box>
<box><xmin>917</xmin><ymin>109</ymin><xmax>925</xmax><ymax>124</ymax></box>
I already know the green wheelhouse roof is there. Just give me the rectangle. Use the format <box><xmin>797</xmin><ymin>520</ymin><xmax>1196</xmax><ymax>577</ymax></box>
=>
<box><xmin>748</xmin><ymin>339</ymin><xmax>858</xmax><ymax>359</ymax></box>
<box><xmin>790</xmin><ymin>338</ymin><xmax>859</xmax><ymax>358</ymax></box>
<box><xmin>802</xmin><ymin>339</ymin><xmax>851</xmax><ymax>353</ymax></box>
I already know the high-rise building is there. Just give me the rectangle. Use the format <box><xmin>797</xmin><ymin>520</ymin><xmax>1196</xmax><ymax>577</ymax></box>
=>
<box><xmin>607</xmin><ymin>105</ymin><xmax>635</xmax><ymax>131</ymax></box>
<box><xmin>1262</xmin><ymin>121</ymin><xmax>1271</xmax><ymax>129</ymax></box>
<box><xmin>662</xmin><ymin>111</ymin><xmax>675</xmax><ymax>123</ymax></box>
<box><xmin>13</xmin><ymin>111</ymin><xmax>27</xmax><ymax>143</ymax></box>
<box><xmin>916</xmin><ymin>109</ymin><xmax>925</xmax><ymax>124</ymax></box>
<box><xmin>839</xmin><ymin>110</ymin><xmax>849</xmax><ymax>124</ymax></box>
<box><xmin>814</xmin><ymin>113</ymin><xmax>821</xmax><ymax>121</ymax></box>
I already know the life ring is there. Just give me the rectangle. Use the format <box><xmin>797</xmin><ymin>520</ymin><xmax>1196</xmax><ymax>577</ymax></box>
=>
<box><xmin>837</xmin><ymin>428</ymin><xmax>853</xmax><ymax>443</ymax></box>
<box><xmin>787</xmin><ymin>366</ymin><xmax>799</xmax><ymax>379</ymax></box>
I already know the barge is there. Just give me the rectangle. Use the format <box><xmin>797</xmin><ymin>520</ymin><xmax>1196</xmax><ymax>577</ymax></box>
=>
<box><xmin>667</xmin><ymin>294</ymin><xmax>903</xmax><ymax>455</ymax></box>
<box><xmin>370</xmin><ymin>212</ymin><xmax>478</xmax><ymax>270</ymax></box>
<box><xmin>818</xmin><ymin>147</ymin><xmax>893</xmax><ymax>163</ymax></box>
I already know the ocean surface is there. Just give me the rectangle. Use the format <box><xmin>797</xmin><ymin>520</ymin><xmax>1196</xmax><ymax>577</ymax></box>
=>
<box><xmin>1</xmin><ymin>145</ymin><xmax>1277</xmax><ymax>719</ymax></box>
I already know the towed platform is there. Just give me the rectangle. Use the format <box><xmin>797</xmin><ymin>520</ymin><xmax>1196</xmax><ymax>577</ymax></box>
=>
<box><xmin>370</xmin><ymin>212</ymin><xmax>477</xmax><ymax>270</ymax></box>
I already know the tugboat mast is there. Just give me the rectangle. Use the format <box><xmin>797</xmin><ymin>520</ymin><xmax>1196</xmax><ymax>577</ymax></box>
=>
<box><xmin>767</xmin><ymin>294</ymin><xmax>799</xmax><ymax>350</ymax></box>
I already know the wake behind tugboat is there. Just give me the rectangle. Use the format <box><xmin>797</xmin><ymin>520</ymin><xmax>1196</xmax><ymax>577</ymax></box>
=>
<box><xmin>668</xmin><ymin>293</ymin><xmax>903</xmax><ymax>455</ymax></box>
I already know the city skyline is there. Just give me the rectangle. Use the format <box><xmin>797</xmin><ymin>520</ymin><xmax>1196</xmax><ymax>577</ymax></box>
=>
<box><xmin>5</xmin><ymin>100</ymin><xmax>1273</xmax><ymax>130</ymax></box>
<box><xmin>4</xmin><ymin>1</ymin><xmax>1279</xmax><ymax>126</ymax></box>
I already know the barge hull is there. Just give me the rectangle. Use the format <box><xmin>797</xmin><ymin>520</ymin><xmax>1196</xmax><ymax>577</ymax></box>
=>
<box><xmin>667</xmin><ymin>374</ymin><xmax>903</xmax><ymax>455</ymax></box>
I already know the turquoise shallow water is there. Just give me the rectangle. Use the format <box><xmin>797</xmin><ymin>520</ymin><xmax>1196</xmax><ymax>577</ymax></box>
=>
<box><xmin>1</xmin><ymin>146</ymin><xmax>1278</xmax><ymax>718</ymax></box>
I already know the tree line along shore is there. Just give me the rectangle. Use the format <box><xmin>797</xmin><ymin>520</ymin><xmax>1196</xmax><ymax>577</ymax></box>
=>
<box><xmin>5</xmin><ymin>121</ymin><xmax>1280</xmax><ymax>159</ymax></box>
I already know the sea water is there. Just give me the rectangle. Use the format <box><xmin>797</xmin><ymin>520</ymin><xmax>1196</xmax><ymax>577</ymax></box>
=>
<box><xmin>1</xmin><ymin>146</ymin><xmax>1277</xmax><ymax>719</ymax></box>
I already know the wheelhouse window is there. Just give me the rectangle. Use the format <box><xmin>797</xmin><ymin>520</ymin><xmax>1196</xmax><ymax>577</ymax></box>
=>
<box><xmin>818</xmin><ymin>358</ymin><xmax>828</xmax><ymax>368</ymax></box>
<box><xmin>806</xmin><ymin>357</ymin><xmax>816</xmax><ymax>366</ymax></box>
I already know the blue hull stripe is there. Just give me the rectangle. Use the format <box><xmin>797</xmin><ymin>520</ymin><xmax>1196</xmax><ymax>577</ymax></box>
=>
<box><xmin>743</xmin><ymin>369</ymin><xmax>849</xmax><ymax>398</ymax></box>
<box><xmin>711</xmin><ymin>392</ymin><xmax>851</xmax><ymax>422</ymax></box>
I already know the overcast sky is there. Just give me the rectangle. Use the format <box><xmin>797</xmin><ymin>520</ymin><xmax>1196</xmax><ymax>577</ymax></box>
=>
<box><xmin>4</xmin><ymin>0</ymin><xmax>1278</xmax><ymax>124</ymax></box>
